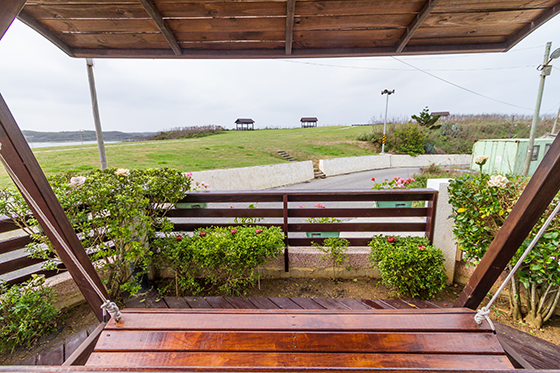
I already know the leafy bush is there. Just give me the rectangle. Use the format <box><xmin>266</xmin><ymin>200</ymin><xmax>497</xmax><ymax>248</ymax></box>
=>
<box><xmin>156</xmin><ymin>226</ymin><xmax>284</xmax><ymax>295</ymax></box>
<box><xmin>0</xmin><ymin>275</ymin><xmax>59</xmax><ymax>353</ymax></box>
<box><xmin>448</xmin><ymin>172</ymin><xmax>560</xmax><ymax>328</ymax></box>
<box><xmin>0</xmin><ymin>168</ymin><xmax>194</xmax><ymax>299</ymax></box>
<box><xmin>313</xmin><ymin>237</ymin><xmax>350</xmax><ymax>280</ymax></box>
<box><xmin>440</xmin><ymin>122</ymin><xmax>462</xmax><ymax>138</ymax></box>
<box><xmin>391</xmin><ymin>124</ymin><xmax>426</xmax><ymax>156</ymax></box>
<box><xmin>144</xmin><ymin>125</ymin><xmax>225</xmax><ymax>141</ymax></box>
<box><xmin>369</xmin><ymin>235</ymin><xmax>447</xmax><ymax>298</ymax></box>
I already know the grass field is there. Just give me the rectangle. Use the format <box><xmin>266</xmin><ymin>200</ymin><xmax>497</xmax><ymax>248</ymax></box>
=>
<box><xmin>0</xmin><ymin>126</ymin><xmax>376</xmax><ymax>188</ymax></box>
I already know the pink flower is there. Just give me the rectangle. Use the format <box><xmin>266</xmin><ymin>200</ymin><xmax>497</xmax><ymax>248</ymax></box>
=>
<box><xmin>200</xmin><ymin>231</ymin><xmax>206</xmax><ymax>237</ymax></box>
<box><xmin>185</xmin><ymin>172</ymin><xmax>193</xmax><ymax>178</ymax></box>
<box><xmin>255</xmin><ymin>229</ymin><xmax>263</xmax><ymax>234</ymax></box>
<box><xmin>315</xmin><ymin>204</ymin><xmax>326</xmax><ymax>209</ymax></box>
<box><xmin>231</xmin><ymin>229</ymin><xmax>237</xmax><ymax>234</ymax></box>
<box><xmin>418</xmin><ymin>245</ymin><xmax>426</xmax><ymax>250</ymax></box>
<box><xmin>175</xmin><ymin>235</ymin><xmax>182</xmax><ymax>241</ymax></box>
<box><xmin>387</xmin><ymin>236</ymin><xmax>395</xmax><ymax>243</ymax></box>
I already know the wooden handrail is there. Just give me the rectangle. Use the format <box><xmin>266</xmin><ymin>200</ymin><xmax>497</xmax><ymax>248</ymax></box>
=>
<box><xmin>1</xmin><ymin>189</ymin><xmax>438</xmax><ymax>281</ymax></box>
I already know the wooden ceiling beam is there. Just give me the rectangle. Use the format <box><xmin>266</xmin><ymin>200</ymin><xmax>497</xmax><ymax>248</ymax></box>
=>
<box><xmin>455</xmin><ymin>133</ymin><xmax>560</xmax><ymax>309</ymax></box>
<box><xmin>0</xmin><ymin>0</ymin><xmax>27</xmax><ymax>41</ymax></box>
<box><xmin>505</xmin><ymin>1</ymin><xmax>560</xmax><ymax>51</ymax></box>
<box><xmin>138</xmin><ymin>0</ymin><xmax>182</xmax><ymax>56</ymax></box>
<box><xmin>71</xmin><ymin>42</ymin><xmax>506</xmax><ymax>59</ymax></box>
<box><xmin>285</xmin><ymin>0</ymin><xmax>296</xmax><ymax>55</ymax></box>
<box><xmin>396</xmin><ymin>0</ymin><xmax>442</xmax><ymax>53</ymax></box>
<box><xmin>17</xmin><ymin>9</ymin><xmax>75</xmax><ymax>57</ymax></box>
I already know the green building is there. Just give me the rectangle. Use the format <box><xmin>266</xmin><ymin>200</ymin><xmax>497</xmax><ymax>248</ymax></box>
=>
<box><xmin>471</xmin><ymin>138</ymin><xmax>555</xmax><ymax>176</ymax></box>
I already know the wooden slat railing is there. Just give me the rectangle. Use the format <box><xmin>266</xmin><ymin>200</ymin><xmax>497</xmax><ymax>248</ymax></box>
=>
<box><xmin>0</xmin><ymin>189</ymin><xmax>437</xmax><ymax>284</ymax></box>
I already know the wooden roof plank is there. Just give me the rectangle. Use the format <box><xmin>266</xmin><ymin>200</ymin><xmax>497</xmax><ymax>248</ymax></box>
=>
<box><xmin>397</xmin><ymin>0</ymin><xmax>442</xmax><ymax>53</ymax></box>
<box><xmin>285</xmin><ymin>0</ymin><xmax>295</xmax><ymax>55</ymax></box>
<box><xmin>505</xmin><ymin>2</ymin><xmax>560</xmax><ymax>50</ymax></box>
<box><xmin>138</xmin><ymin>0</ymin><xmax>181</xmax><ymax>55</ymax></box>
<box><xmin>17</xmin><ymin>9</ymin><xmax>76</xmax><ymax>56</ymax></box>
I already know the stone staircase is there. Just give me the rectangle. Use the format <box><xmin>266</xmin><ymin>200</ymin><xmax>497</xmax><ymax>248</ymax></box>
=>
<box><xmin>314</xmin><ymin>167</ymin><xmax>326</xmax><ymax>179</ymax></box>
<box><xmin>277</xmin><ymin>150</ymin><xmax>296</xmax><ymax>162</ymax></box>
<box><xmin>277</xmin><ymin>150</ymin><xmax>326</xmax><ymax>179</ymax></box>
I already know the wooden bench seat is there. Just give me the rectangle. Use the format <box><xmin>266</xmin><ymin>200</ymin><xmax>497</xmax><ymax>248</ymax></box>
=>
<box><xmin>85</xmin><ymin>308</ymin><xmax>513</xmax><ymax>370</ymax></box>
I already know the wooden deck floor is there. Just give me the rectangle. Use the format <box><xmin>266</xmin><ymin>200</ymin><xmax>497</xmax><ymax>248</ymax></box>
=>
<box><xmin>79</xmin><ymin>291</ymin><xmax>515</xmax><ymax>370</ymax></box>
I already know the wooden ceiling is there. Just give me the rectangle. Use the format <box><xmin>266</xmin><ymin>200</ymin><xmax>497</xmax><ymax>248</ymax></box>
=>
<box><xmin>12</xmin><ymin>0</ymin><xmax>560</xmax><ymax>59</ymax></box>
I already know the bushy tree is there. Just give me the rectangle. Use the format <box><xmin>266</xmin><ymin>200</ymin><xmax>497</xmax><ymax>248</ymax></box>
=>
<box><xmin>448</xmin><ymin>173</ymin><xmax>560</xmax><ymax>328</ymax></box>
<box><xmin>411</xmin><ymin>106</ymin><xmax>441</xmax><ymax>130</ymax></box>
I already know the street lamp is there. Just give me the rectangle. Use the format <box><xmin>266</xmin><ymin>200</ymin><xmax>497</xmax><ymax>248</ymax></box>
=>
<box><xmin>522</xmin><ymin>42</ymin><xmax>560</xmax><ymax>176</ymax></box>
<box><xmin>381</xmin><ymin>89</ymin><xmax>395</xmax><ymax>154</ymax></box>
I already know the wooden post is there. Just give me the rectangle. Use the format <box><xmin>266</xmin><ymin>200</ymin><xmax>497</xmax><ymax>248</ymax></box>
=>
<box><xmin>0</xmin><ymin>0</ymin><xmax>27</xmax><ymax>41</ymax></box>
<box><xmin>0</xmin><ymin>94</ymin><xmax>108</xmax><ymax>321</ymax></box>
<box><xmin>283</xmin><ymin>194</ymin><xmax>289</xmax><ymax>272</ymax></box>
<box><xmin>455</xmin><ymin>133</ymin><xmax>560</xmax><ymax>309</ymax></box>
<box><xmin>86</xmin><ymin>59</ymin><xmax>108</xmax><ymax>170</ymax></box>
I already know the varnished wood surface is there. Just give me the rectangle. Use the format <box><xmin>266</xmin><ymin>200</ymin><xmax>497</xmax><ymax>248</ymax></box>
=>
<box><xmin>5</xmin><ymin>0</ymin><xmax>560</xmax><ymax>58</ymax></box>
<box><xmin>85</xmin><ymin>303</ymin><xmax>510</xmax><ymax>370</ymax></box>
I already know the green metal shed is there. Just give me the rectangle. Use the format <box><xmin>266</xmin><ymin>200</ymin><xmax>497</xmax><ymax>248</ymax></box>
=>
<box><xmin>471</xmin><ymin>138</ymin><xmax>555</xmax><ymax>176</ymax></box>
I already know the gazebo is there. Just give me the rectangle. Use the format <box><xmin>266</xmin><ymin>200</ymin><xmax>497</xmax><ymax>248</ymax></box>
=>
<box><xmin>1</xmin><ymin>0</ymin><xmax>560</xmax><ymax>371</ymax></box>
<box><xmin>300</xmin><ymin>117</ymin><xmax>318</xmax><ymax>128</ymax></box>
<box><xmin>235</xmin><ymin>118</ymin><xmax>255</xmax><ymax>131</ymax></box>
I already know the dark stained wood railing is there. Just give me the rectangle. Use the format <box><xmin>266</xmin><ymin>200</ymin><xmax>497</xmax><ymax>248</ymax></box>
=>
<box><xmin>1</xmin><ymin>189</ymin><xmax>437</xmax><ymax>283</ymax></box>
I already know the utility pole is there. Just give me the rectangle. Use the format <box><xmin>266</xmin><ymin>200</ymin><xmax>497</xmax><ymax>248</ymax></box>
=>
<box><xmin>86</xmin><ymin>58</ymin><xmax>108</xmax><ymax>170</ymax></box>
<box><xmin>381</xmin><ymin>89</ymin><xmax>395</xmax><ymax>154</ymax></box>
<box><xmin>523</xmin><ymin>42</ymin><xmax>551</xmax><ymax>176</ymax></box>
<box><xmin>552</xmin><ymin>106</ymin><xmax>560</xmax><ymax>135</ymax></box>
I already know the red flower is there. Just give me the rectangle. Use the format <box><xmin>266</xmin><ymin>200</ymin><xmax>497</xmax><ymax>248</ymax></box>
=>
<box><xmin>255</xmin><ymin>229</ymin><xmax>263</xmax><ymax>234</ymax></box>
<box><xmin>231</xmin><ymin>229</ymin><xmax>237</xmax><ymax>234</ymax></box>
<box><xmin>387</xmin><ymin>236</ymin><xmax>395</xmax><ymax>243</ymax></box>
<box><xmin>175</xmin><ymin>235</ymin><xmax>182</xmax><ymax>241</ymax></box>
<box><xmin>200</xmin><ymin>231</ymin><xmax>207</xmax><ymax>237</ymax></box>
<box><xmin>371</xmin><ymin>177</ymin><xmax>375</xmax><ymax>181</ymax></box>
<box><xmin>418</xmin><ymin>245</ymin><xmax>426</xmax><ymax>250</ymax></box>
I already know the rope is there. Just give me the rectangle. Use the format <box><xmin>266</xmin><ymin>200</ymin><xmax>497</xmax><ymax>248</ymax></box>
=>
<box><xmin>474</xmin><ymin>201</ymin><xmax>560</xmax><ymax>329</ymax></box>
<box><xmin>0</xmin><ymin>142</ymin><xmax>121</xmax><ymax>322</ymax></box>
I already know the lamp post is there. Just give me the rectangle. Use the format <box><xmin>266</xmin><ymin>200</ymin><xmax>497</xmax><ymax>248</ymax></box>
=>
<box><xmin>522</xmin><ymin>42</ymin><xmax>560</xmax><ymax>176</ymax></box>
<box><xmin>381</xmin><ymin>89</ymin><xmax>395</xmax><ymax>154</ymax></box>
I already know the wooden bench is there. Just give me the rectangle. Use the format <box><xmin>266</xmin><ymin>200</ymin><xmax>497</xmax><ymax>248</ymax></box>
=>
<box><xmin>85</xmin><ymin>308</ymin><xmax>512</xmax><ymax>370</ymax></box>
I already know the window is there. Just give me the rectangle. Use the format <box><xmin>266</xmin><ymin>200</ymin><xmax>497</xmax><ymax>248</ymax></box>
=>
<box><xmin>531</xmin><ymin>145</ymin><xmax>540</xmax><ymax>161</ymax></box>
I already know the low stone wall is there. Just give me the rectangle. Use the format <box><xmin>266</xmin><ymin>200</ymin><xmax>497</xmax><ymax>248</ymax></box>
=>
<box><xmin>319</xmin><ymin>154</ymin><xmax>471</xmax><ymax>177</ymax></box>
<box><xmin>190</xmin><ymin>161</ymin><xmax>314</xmax><ymax>190</ymax></box>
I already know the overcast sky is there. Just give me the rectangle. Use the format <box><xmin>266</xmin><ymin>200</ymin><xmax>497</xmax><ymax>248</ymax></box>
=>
<box><xmin>1</xmin><ymin>16</ymin><xmax>560</xmax><ymax>133</ymax></box>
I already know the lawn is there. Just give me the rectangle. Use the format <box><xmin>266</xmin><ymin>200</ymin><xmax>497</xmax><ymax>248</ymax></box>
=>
<box><xmin>0</xmin><ymin>126</ymin><xmax>376</xmax><ymax>187</ymax></box>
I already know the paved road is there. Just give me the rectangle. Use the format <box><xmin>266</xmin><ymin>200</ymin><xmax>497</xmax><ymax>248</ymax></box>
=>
<box><xmin>276</xmin><ymin>167</ymin><xmax>421</xmax><ymax>190</ymax></box>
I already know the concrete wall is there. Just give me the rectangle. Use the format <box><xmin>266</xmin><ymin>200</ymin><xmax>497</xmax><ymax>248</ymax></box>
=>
<box><xmin>190</xmin><ymin>161</ymin><xmax>314</xmax><ymax>190</ymax></box>
<box><xmin>319</xmin><ymin>154</ymin><xmax>471</xmax><ymax>177</ymax></box>
<box><xmin>427</xmin><ymin>179</ymin><xmax>456</xmax><ymax>284</ymax></box>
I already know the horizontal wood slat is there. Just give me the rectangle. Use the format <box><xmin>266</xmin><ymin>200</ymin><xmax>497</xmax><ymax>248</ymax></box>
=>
<box><xmin>0</xmin><ymin>254</ymin><xmax>45</xmax><ymax>276</ymax></box>
<box><xmin>0</xmin><ymin>234</ymin><xmax>32</xmax><ymax>255</ymax></box>
<box><xmin>168</xmin><ymin>207</ymin><xmax>428</xmax><ymax>218</ymax></box>
<box><xmin>86</xmin><ymin>351</ymin><xmax>513</xmax><ymax>369</ymax></box>
<box><xmin>0</xmin><ymin>216</ymin><xmax>19</xmax><ymax>233</ymax></box>
<box><xmin>103</xmin><ymin>310</ymin><xmax>491</xmax><ymax>332</ymax></box>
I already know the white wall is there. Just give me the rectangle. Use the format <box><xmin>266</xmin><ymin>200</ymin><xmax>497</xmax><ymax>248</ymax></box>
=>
<box><xmin>319</xmin><ymin>154</ymin><xmax>471</xmax><ymax>177</ymax></box>
<box><xmin>190</xmin><ymin>161</ymin><xmax>314</xmax><ymax>190</ymax></box>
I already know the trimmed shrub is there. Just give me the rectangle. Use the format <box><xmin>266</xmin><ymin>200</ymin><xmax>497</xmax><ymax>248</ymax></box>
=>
<box><xmin>369</xmin><ymin>235</ymin><xmax>447</xmax><ymax>298</ymax></box>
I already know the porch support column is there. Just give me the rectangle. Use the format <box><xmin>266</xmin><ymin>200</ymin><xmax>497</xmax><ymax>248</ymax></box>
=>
<box><xmin>0</xmin><ymin>0</ymin><xmax>27</xmax><ymax>41</ymax></box>
<box><xmin>0</xmin><ymin>94</ymin><xmax>108</xmax><ymax>321</ymax></box>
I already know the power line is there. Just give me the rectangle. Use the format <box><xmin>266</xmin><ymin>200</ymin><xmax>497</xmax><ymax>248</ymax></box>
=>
<box><xmin>391</xmin><ymin>56</ymin><xmax>533</xmax><ymax>111</ymax></box>
<box><xmin>279</xmin><ymin>59</ymin><xmax>535</xmax><ymax>72</ymax></box>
